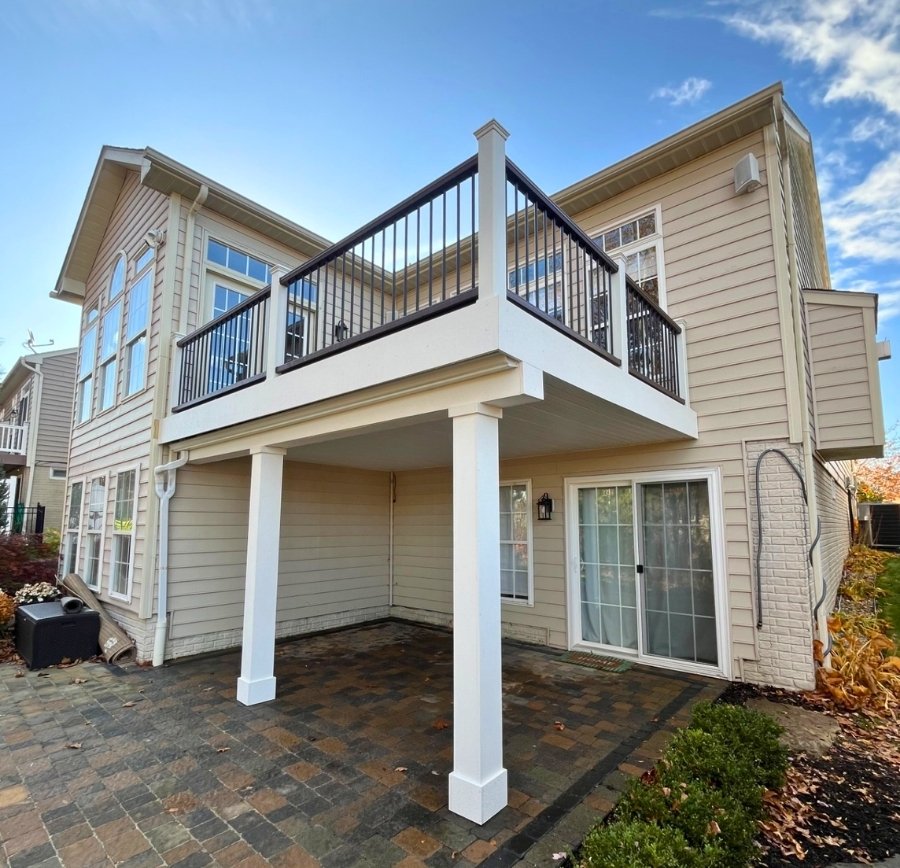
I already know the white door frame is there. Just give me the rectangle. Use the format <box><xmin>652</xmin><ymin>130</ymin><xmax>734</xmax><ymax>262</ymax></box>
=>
<box><xmin>564</xmin><ymin>467</ymin><xmax>732</xmax><ymax>680</ymax></box>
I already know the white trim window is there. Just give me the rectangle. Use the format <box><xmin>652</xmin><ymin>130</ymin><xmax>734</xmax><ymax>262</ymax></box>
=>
<box><xmin>62</xmin><ymin>480</ymin><xmax>83</xmax><ymax>575</ymax></box>
<box><xmin>76</xmin><ymin>312</ymin><xmax>98</xmax><ymax>424</ymax></box>
<box><xmin>109</xmin><ymin>253</ymin><xmax>126</xmax><ymax>300</ymax></box>
<box><xmin>499</xmin><ymin>480</ymin><xmax>533</xmax><ymax>604</ymax></box>
<box><xmin>49</xmin><ymin>468</ymin><xmax>66</xmax><ymax>480</ymax></box>
<box><xmin>98</xmin><ymin>301</ymin><xmax>121</xmax><ymax>411</ymax></box>
<box><xmin>110</xmin><ymin>467</ymin><xmax>138</xmax><ymax>600</ymax></box>
<box><xmin>508</xmin><ymin>251</ymin><xmax>565</xmax><ymax>321</ymax></box>
<box><xmin>124</xmin><ymin>249</ymin><xmax>153</xmax><ymax>397</ymax></box>
<box><xmin>83</xmin><ymin>475</ymin><xmax>107</xmax><ymax>591</ymax></box>
<box><xmin>593</xmin><ymin>206</ymin><xmax>666</xmax><ymax>307</ymax></box>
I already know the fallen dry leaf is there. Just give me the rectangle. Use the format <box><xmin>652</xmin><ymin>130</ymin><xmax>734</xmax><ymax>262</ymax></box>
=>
<box><xmin>394</xmin><ymin>766</ymin><xmax>407</xmax><ymax>773</ymax></box>
<box><xmin>121</xmin><ymin>701</ymin><xmax>135</xmax><ymax>708</ymax></box>
<box><xmin>554</xmin><ymin>721</ymin><xmax>566</xmax><ymax>731</ymax></box>
<box><xmin>14</xmin><ymin>671</ymin><xmax>24</xmax><ymax>678</ymax></box>
<box><xmin>216</xmin><ymin>747</ymin><xmax>230</xmax><ymax>753</ymax></box>
<box><xmin>432</xmin><ymin>718</ymin><xmax>450</xmax><ymax>731</ymax></box>
<box><xmin>73</xmin><ymin>678</ymin><xmax>87</xmax><ymax>685</ymax></box>
<box><xmin>37</xmin><ymin>672</ymin><xmax>50</xmax><ymax>677</ymax></box>
<box><xmin>65</xmin><ymin>742</ymin><xmax>82</xmax><ymax>750</ymax></box>
<box><xmin>707</xmin><ymin>820</ymin><xmax>721</xmax><ymax>836</ymax></box>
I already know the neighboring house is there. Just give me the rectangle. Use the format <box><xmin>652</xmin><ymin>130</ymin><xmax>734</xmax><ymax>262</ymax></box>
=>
<box><xmin>52</xmin><ymin>82</ymin><xmax>886</xmax><ymax>824</ymax></box>
<box><xmin>0</xmin><ymin>349</ymin><xmax>77</xmax><ymax>532</ymax></box>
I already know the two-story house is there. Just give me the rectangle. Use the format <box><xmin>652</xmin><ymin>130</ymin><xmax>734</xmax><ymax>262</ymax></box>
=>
<box><xmin>52</xmin><ymin>82</ymin><xmax>886</xmax><ymax>824</ymax></box>
<box><xmin>0</xmin><ymin>348</ymin><xmax>77</xmax><ymax>533</ymax></box>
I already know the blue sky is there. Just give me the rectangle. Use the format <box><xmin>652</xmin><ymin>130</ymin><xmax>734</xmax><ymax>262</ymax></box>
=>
<box><xmin>0</xmin><ymin>0</ymin><xmax>897</xmax><ymax>431</ymax></box>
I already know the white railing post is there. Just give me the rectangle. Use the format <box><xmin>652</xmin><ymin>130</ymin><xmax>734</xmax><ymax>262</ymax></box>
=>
<box><xmin>676</xmin><ymin>318</ymin><xmax>690</xmax><ymax>404</ymax></box>
<box><xmin>266</xmin><ymin>265</ymin><xmax>288</xmax><ymax>380</ymax></box>
<box><xmin>611</xmin><ymin>257</ymin><xmax>629</xmax><ymax>362</ymax></box>
<box><xmin>474</xmin><ymin>120</ymin><xmax>510</xmax><ymax>302</ymax></box>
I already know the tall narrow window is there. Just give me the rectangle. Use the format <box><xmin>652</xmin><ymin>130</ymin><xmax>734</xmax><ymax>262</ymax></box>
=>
<box><xmin>62</xmin><ymin>480</ymin><xmax>83</xmax><ymax>575</ymax></box>
<box><xmin>84</xmin><ymin>476</ymin><xmax>106</xmax><ymax>590</ymax></box>
<box><xmin>99</xmin><ymin>303</ymin><xmax>121</xmax><ymax>410</ymax></box>
<box><xmin>125</xmin><ymin>266</ymin><xmax>152</xmax><ymax>396</ymax></box>
<box><xmin>77</xmin><ymin>320</ymin><xmax>97</xmax><ymax>423</ymax></box>
<box><xmin>593</xmin><ymin>207</ymin><xmax>665</xmax><ymax>307</ymax></box>
<box><xmin>499</xmin><ymin>482</ymin><xmax>533</xmax><ymax>603</ymax></box>
<box><xmin>109</xmin><ymin>254</ymin><xmax>126</xmax><ymax>300</ymax></box>
<box><xmin>110</xmin><ymin>468</ymin><xmax>137</xmax><ymax>599</ymax></box>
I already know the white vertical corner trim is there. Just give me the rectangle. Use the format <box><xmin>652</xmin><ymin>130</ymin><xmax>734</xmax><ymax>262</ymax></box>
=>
<box><xmin>237</xmin><ymin>446</ymin><xmax>286</xmax><ymax>706</ymax></box>
<box><xmin>675</xmin><ymin>319</ymin><xmax>690</xmax><ymax>406</ymax></box>
<box><xmin>475</xmin><ymin>120</ymin><xmax>509</xmax><ymax>303</ymax></box>
<box><xmin>266</xmin><ymin>265</ymin><xmax>288</xmax><ymax>380</ymax></box>
<box><xmin>611</xmin><ymin>258</ymin><xmax>628</xmax><ymax>361</ymax></box>
<box><xmin>447</xmin><ymin>404</ymin><xmax>508</xmax><ymax>824</ymax></box>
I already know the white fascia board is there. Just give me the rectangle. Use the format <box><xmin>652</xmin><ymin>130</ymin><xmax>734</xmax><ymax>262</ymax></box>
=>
<box><xmin>160</xmin><ymin>298</ymin><xmax>504</xmax><ymax>444</ymax></box>
<box><xmin>497</xmin><ymin>301</ymin><xmax>698</xmax><ymax>439</ymax></box>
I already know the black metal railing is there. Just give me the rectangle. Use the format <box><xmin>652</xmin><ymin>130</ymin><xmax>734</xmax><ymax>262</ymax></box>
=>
<box><xmin>1</xmin><ymin>504</ymin><xmax>45</xmax><ymax>535</ymax></box>
<box><xmin>625</xmin><ymin>278</ymin><xmax>681</xmax><ymax>400</ymax></box>
<box><xmin>175</xmin><ymin>287</ymin><xmax>270</xmax><ymax>409</ymax></box>
<box><xmin>278</xmin><ymin>156</ymin><xmax>479</xmax><ymax>371</ymax></box>
<box><xmin>505</xmin><ymin>160</ymin><xmax>619</xmax><ymax>362</ymax></box>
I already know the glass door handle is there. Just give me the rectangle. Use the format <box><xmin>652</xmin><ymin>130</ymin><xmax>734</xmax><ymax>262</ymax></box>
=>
<box><xmin>635</xmin><ymin>564</ymin><xmax>644</xmax><ymax>574</ymax></box>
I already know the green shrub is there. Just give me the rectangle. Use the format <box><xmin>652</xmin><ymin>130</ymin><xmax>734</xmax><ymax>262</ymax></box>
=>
<box><xmin>660</xmin><ymin>729</ymin><xmax>764</xmax><ymax>812</ymax></box>
<box><xmin>617</xmin><ymin>778</ymin><xmax>757</xmax><ymax>867</ymax></box>
<box><xmin>579</xmin><ymin>820</ymin><xmax>725</xmax><ymax>868</ymax></box>
<box><xmin>689</xmin><ymin>701</ymin><xmax>788</xmax><ymax>790</ymax></box>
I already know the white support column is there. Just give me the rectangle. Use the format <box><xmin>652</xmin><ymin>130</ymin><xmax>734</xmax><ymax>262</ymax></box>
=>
<box><xmin>610</xmin><ymin>258</ymin><xmax>628</xmax><ymax>362</ymax></box>
<box><xmin>448</xmin><ymin>402</ymin><xmax>508</xmax><ymax>824</ymax></box>
<box><xmin>474</xmin><ymin>120</ymin><xmax>510</xmax><ymax>303</ymax></box>
<box><xmin>236</xmin><ymin>445</ymin><xmax>285</xmax><ymax>705</ymax></box>
<box><xmin>675</xmin><ymin>318</ymin><xmax>690</xmax><ymax>405</ymax></box>
<box><xmin>266</xmin><ymin>265</ymin><xmax>288</xmax><ymax>380</ymax></box>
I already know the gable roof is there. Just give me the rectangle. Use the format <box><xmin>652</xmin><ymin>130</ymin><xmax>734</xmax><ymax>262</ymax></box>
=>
<box><xmin>52</xmin><ymin>147</ymin><xmax>331</xmax><ymax>304</ymax></box>
<box><xmin>553</xmin><ymin>82</ymin><xmax>787</xmax><ymax>214</ymax></box>
<box><xmin>0</xmin><ymin>348</ymin><xmax>78</xmax><ymax>406</ymax></box>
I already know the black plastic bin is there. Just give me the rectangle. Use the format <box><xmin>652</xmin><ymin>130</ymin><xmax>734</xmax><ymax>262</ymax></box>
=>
<box><xmin>15</xmin><ymin>601</ymin><xmax>100</xmax><ymax>670</ymax></box>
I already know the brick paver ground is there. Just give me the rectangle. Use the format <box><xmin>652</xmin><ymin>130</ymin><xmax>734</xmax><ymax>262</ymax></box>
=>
<box><xmin>0</xmin><ymin>621</ymin><xmax>723</xmax><ymax>866</ymax></box>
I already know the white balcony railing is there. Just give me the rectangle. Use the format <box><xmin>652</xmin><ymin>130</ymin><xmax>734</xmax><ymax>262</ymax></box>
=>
<box><xmin>0</xmin><ymin>423</ymin><xmax>27</xmax><ymax>454</ymax></box>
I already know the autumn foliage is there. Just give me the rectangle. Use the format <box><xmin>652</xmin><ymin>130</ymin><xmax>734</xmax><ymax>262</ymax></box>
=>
<box><xmin>854</xmin><ymin>429</ymin><xmax>900</xmax><ymax>503</ymax></box>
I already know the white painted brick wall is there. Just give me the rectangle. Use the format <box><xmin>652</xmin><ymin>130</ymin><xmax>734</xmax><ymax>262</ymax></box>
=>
<box><xmin>742</xmin><ymin>440</ymin><xmax>816</xmax><ymax>690</ymax></box>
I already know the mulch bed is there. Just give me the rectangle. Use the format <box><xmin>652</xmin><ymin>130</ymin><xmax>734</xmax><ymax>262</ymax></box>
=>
<box><xmin>720</xmin><ymin>684</ymin><xmax>900</xmax><ymax>866</ymax></box>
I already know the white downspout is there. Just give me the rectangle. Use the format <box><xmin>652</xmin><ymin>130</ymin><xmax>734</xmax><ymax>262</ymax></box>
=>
<box><xmin>178</xmin><ymin>184</ymin><xmax>209</xmax><ymax>336</ymax></box>
<box><xmin>152</xmin><ymin>451</ymin><xmax>188</xmax><ymax>666</ymax></box>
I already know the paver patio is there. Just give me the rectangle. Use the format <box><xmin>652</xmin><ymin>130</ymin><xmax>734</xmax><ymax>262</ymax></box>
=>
<box><xmin>0</xmin><ymin>621</ymin><xmax>723</xmax><ymax>866</ymax></box>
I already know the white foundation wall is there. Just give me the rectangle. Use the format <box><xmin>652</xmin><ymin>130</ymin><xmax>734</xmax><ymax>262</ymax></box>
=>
<box><xmin>741</xmin><ymin>440</ymin><xmax>816</xmax><ymax>690</ymax></box>
<box><xmin>140</xmin><ymin>458</ymin><xmax>390</xmax><ymax>662</ymax></box>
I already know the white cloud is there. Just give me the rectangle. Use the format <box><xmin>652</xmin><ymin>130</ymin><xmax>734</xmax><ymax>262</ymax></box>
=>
<box><xmin>652</xmin><ymin>77</ymin><xmax>712</xmax><ymax>106</ymax></box>
<box><xmin>849</xmin><ymin>116</ymin><xmax>896</xmax><ymax>146</ymax></box>
<box><xmin>823</xmin><ymin>151</ymin><xmax>900</xmax><ymax>262</ymax></box>
<box><xmin>721</xmin><ymin>0</ymin><xmax>900</xmax><ymax>115</ymax></box>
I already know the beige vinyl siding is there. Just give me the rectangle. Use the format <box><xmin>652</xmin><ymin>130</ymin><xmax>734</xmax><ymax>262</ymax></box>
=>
<box><xmin>814</xmin><ymin>460</ymin><xmax>850</xmax><ymax>615</ymax></box>
<box><xmin>34</xmin><ymin>352</ymin><xmax>76</xmax><ymax>467</ymax></box>
<box><xmin>29</xmin><ymin>472</ymin><xmax>66</xmax><ymax>532</ymax></box>
<box><xmin>392</xmin><ymin>130</ymin><xmax>790</xmax><ymax>669</ymax></box>
<box><xmin>806</xmin><ymin>299</ymin><xmax>880</xmax><ymax>455</ymax></box>
<box><xmin>65</xmin><ymin>169</ymin><xmax>169</xmax><ymax>617</ymax></box>
<box><xmin>166</xmin><ymin>459</ymin><xmax>390</xmax><ymax>642</ymax></box>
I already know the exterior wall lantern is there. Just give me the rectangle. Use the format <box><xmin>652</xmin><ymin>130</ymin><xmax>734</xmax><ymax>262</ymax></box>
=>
<box><xmin>333</xmin><ymin>321</ymin><xmax>349</xmax><ymax>342</ymax></box>
<box><xmin>537</xmin><ymin>492</ymin><xmax>553</xmax><ymax>521</ymax></box>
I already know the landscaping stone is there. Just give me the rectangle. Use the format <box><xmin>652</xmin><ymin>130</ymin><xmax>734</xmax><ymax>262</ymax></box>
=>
<box><xmin>747</xmin><ymin>697</ymin><xmax>841</xmax><ymax>757</ymax></box>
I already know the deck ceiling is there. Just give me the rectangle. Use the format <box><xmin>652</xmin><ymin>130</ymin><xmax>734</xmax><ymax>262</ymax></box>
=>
<box><xmin>285</xmin><ymin>375</ymin><xmax>688</xmax><ymax>471</ymax></box>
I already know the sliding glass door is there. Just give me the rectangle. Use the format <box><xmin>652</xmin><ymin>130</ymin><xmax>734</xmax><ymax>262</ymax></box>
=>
<box><xmin>570</xmin><ymin>471</ymin><xmax>723</xmax><ymax>674</ymax></box>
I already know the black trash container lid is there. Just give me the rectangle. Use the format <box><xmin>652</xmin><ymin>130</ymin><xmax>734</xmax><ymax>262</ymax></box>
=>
<box><xmin>17</xmin><ymin>601</ymin><xmax>85</xmax><ymax>623</ymax></box>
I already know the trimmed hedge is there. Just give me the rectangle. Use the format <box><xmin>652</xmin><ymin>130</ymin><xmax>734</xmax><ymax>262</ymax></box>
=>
<box><xmin>577</xmin><ymin>701</ymin><xmax>787</xmax><ymax>868</ymax></box>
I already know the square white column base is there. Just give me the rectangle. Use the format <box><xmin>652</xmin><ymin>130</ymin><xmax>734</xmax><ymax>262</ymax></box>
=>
<box><xmin>236</xmin><ymin>676</ymin><xmax>277</xmax><ymax>706</ymax></box>
<box><xmin>448</xmin><ymin>767</ymin><xmax>508</xmax><ymax>824</ymax></box>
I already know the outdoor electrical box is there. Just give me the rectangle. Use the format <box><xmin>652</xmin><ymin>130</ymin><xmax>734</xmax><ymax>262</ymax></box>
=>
<box><xmin>15</xmin><ymin>602</ymin><xmax>100</xmax><ymax>670</ymax></box>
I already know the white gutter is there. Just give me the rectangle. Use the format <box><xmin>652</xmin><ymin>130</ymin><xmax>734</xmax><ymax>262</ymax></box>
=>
<box><xmin>152</xmin><ymin>451</ymin><xmax>188</xmax><ymax>666</ymax></box>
